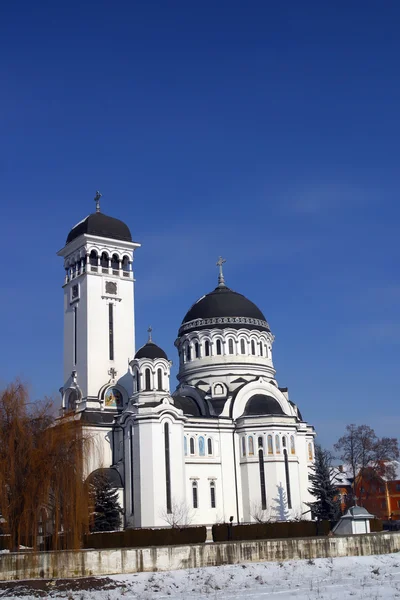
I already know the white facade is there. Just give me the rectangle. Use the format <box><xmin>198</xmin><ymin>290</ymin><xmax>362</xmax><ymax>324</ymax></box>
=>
<box><xmin>59</xmin><ymin>203</ymin><xmax>316</xmax><ymax>527</ymax></box>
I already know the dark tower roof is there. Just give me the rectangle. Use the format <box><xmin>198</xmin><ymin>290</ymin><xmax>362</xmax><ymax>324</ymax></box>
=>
<box><xmin>135</xmin><ymin>341</ymin><xmax>168</xmax><ymax>360</ymax></box>
<box><xmin>179</xmin><ymin>286</ymin><xmax>270</xmax><ymax>335</ymax></box>
<box><xmin>66</xmin><ymin>212</ymin><xmax>132</xmax><ymax>245</ymax></box>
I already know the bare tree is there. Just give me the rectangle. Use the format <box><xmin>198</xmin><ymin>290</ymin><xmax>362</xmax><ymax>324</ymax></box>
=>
<box><xmin>334</xmin><ymin>424</ymin><xmax>399</xmax><ymax>505</ymax></box>
<box><xmin>159</xmin><ymin>498</ymin><xmax>194</xmax><ymax>528</ymax></box>
<box><xmin>250</xmin><ymin>501</ymin><xmax>272</xmax><ymax>523</ymax></box>
<box><xmin>0</xmin><ymin>381</ymin><xmax>90</xmax><ymax>550</ymax></box>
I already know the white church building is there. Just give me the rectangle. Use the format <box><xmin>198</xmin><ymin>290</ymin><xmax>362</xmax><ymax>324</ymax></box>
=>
<box><xmin>58</xmin><ymin>195</ymin><xmax>316</xmax><ymax>528</ymax></box>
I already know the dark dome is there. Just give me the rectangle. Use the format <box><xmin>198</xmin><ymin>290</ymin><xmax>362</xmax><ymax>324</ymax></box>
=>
<box><xmin>135</xmin><ymin>341</ymin><xmax>168</xmax><ymax>360</ymax></box>
<box><xmin>66</xmin><ymin>212</ymin><xmax>132</xmax><ymax>245</ymax></box>
<box><xmin>243</xmin><ymin>394</ymin><xmax>285</xmax><ymax>417</ymax></box>
<box><xmin>87</xmin><ymin>467</ymin><xmax>123</xmax><ymax>488</ymax></box>
<box><xmin>179</xmin><ymin>285</ymin><xmax>270</xmax><ymax>335</ymax></box>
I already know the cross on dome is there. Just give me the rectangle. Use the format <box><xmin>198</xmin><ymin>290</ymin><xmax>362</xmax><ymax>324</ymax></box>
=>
<box><xmin>94</xmin><ymin>190</ymin><xmax>102</xmax><ymax>213</ymax></box>
<box><xmin>147</xmin><ymin>326</ymin><xmax>153</xmax><ymax>342</ymax></box>
<box><xmin>216</xmin><ymin>256</ymin><xmax>226</xmax><ymax>287</ymax></box>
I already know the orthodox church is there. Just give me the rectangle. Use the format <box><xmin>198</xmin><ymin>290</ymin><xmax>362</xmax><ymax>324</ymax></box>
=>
<box><xmin>58</xmin><ymin>194</ymin><xmax>316</xmax><ymax>528</ymax></box>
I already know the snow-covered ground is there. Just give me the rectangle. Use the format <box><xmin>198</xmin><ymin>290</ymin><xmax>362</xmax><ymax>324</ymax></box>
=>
<box><xmin>2</xmin><ymin>553</ymin><xmax>400</xmax><ymax>599</ymax></box>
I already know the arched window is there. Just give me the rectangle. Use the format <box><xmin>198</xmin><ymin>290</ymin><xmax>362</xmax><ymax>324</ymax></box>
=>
<box><xmin>122</xmin><ymin>256</ymin><xmax>130</xmax><ymax>272</ymax></box>
<box><xmin>259</xmin><ymin>342</ymin><xmax>263</xmax><ymax>356</ymax></box>
<box><xmin>216</xmin><ymin>339</ymin><xmax>222</xmax><ymax>355</ymax></box>
<box><xmin>240</xmin><ymin>339</ymin><xmax>246</xmax><ymax>354</ymax></box>
<box><xmin>67</xmin><ymin>390</ymin><xmax>78</xmax><ymax>411</ymax></box>
<box><xmin>205</xmin><ymin>341</ymin><xmax>210</xmax><ymax>356</ymax></box>
<box><xmin>111</xmin><ymin>254</ymin><xmax>119</xmax><ymax>270</ymax></box>
<box><xmin>290</xmin><ymin>435</ymin><xmax>295</xmax><ymax>455</ymax></box>
<box><xmin>210</xmin><ymin>481</ymin><xmax>216</xmax><ymax>508</ymax></box>
<box><xmin>214</xmin><ymin>383</ymin><xmax>224</xmax><ymax>395</ymax></box>
<box><xmin>248</xmin><ymin>436</ymin><xmax>254</xmax><ymax>456</ymax></box>
<box><xmin>275</xmin><ymin>435</ymin><xmax>280</xmax><ymax>454</ymax></box>
<box><xmin>101</xmin><ymin>252</ymin><xmax>109</xmax><ymax>270</ymax></box>
<box><xmin>136</xmin><ymin>369</ymin><xmax>140</xmax><ymax>392</ymax></box>
<box><xmin>251</xmin><ymin>340</ymin><xmax>256</xmax><ymax>355</ymax></box>
<box><xmin>195</xmin><ymin>342</ymin><xmax>200</xmax><ymax>358</ymax></box>
<box><xmin>145</xmin><ymin>368</ymin><xmax>151</xmax><ymax>391</ymax></box>
<box><xmin>190</xmin><ymin>437</ymin><xmax>195</xmax><ymax>455</ymax></box>
<box><xmin>308</xmin><ymin>442</ymin><xmax>313</xmax><ymax>461</ymax></box>
<box><xmin>241</xmin><ymin>436</ymin><xmax>246</xmax><ymax>456</ymax></box>
<box><xmin>184</xmin><ymin>436</ymin><xmax>188</xmax><ymax>456</ymax></box>
<box><xmin>187</xmin><ymin>344</ymin><xmax>192</xmax><ymax>361</ymax></box>
<box><xmin>157</xmin><ymin>368</ymin><xmax>163</xmax><ymax>391</ymax></box>
<box><xmin>258</xmin><ymin>436</ymin><xmax>264</xmax><ymax>449</ymax></box>
<box><xmin>199</xmin><ymin>436</ymin><xmax>205</xmax><ymax>456</ymax></box>
<box><xmin>267</xmin><ymin>435</ymin><xmax>273</xmax><ymax>454</ymax></box>
<box><xmin>228</xmin><ymin>338</ymin><xmax>234</xmax><ymax>354</ymax></box>
<box><xmin>283</xmin><ymin>446</ymin><xmax>292</xmax><ymax>509</ymax></box>
<box><xmin>89</xmin><ymin>250</ymin><xmax>98</xmax><ymax>267</ymax></box>
<box><xmin>264</xmin><ymin>345</ymin><xmax>268</xmax><ymax>357</ymax></box>
<box><xmin>282</xmin><ymin>436</ymin><xmax>287</xmax><ymax>448</ymax></box>
<box><xmin>207</xmin><ymin>437</ymin><xmax>213</xmax><ymax>455</ymax></box>
<box><xmin>192</xmin><ymin>481</ymin><xmax>198</xmax><ymax>508</ymax></box>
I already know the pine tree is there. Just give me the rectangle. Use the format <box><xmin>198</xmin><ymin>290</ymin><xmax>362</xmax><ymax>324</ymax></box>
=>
<box><xmin>307</xmin><ymin>444</ymin><xmax>341</xmax><ymax>521</ymax></box>
<box><xmin>90</xmin><ymin>471</ymin><xmax>123</xmax><ymax>532</ymax></box>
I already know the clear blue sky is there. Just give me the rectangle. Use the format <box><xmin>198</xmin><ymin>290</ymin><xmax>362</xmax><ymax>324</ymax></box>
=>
<box><xmin>1</xmin><ymin>1</ymin><xmax>399</xmax><ymax>449</ymax></box>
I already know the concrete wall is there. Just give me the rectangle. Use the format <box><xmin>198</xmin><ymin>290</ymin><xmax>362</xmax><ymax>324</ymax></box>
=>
<box><xmin>1</xmin><ymin>532</ymin><xmax>400</xmax><ymax>581</ymax></box>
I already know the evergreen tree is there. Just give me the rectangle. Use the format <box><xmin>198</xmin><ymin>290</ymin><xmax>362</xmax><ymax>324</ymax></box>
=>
<box><xmin>307</xmin><ymin>444</ymin><xmax>341</xmax><ymax>521</ymax></box>
<box><xmin>90</xmin><ymin>471</ymin><xmax>123</xmax><ymax>532</ymax></box>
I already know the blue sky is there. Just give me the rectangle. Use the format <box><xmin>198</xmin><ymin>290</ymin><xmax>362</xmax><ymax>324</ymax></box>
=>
<box><xmin>1</xmin><ymin>1</ymin><xmax>400</xmax><ymax>449</ymax></box>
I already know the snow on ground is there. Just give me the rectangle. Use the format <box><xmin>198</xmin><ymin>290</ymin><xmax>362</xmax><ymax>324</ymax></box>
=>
<box><xmin>2</xmin><ymin>553</ymin><xmax>400</xmax><ymax>599</ymax></box>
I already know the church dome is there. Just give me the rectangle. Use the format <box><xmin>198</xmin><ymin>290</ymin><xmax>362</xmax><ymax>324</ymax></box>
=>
<box><xmin>66</xmin><ymin>212</ymin><xmax>132</xmax><ymax>245</ymax></box>
<box><xmin>179</xmin><ymin>285</ymin><xmax>270</xmax><ymax>335</ymax></box>
<box><xmin>135</xmin><ymin>341</ymin><xmax>168</xmax><ymax>360</ymax></box>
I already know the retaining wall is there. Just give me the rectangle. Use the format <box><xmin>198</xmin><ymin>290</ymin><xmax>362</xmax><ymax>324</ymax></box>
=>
<box><xmin>1</xmin><ymin>532</ymin><xmax>400</xmax><ymax>581</ymax></box>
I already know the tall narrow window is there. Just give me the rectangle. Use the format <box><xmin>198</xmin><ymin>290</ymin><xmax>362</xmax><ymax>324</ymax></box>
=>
<box><xmin>205</xmin><ymin>341</ymin><xmax>210</xmax><ymax>356</ymax></box>
<box><xmin>264</xmin><ymin>345</ymin><xmax>268</xmax><ymax>357</ymax></box>
<box><xmin>228</xmin><ymin>338</ymin><xmax>234</xmax><ymax>354</ymax></box>
<box><xmin>108</xmin><ymin>304</ymin><xmax>114</xmax><ymax>360</ymax></box>
<box><xmin>216</xmin><ymin>340</ymin><xmax>222</xmax><ymax>355</ymax></box>
<box><xmin>258</xmin><ymin>448</ymin><xmax>267</xmax><ymax>510</ymax></box>
<box><xmin>258</xmin><ymin>436</ymin><xmax>264</xmax><ymax>450</ymax></box>
<box><xmin>164</xmin><ymin>422</ymin><xmax>172</xmax><ymax>513</ymax></box>
<box><xmin>145</xmin><ymin>368</ymin><xmax>151</xmax><ymax>391</ymax></box>
<box><xmin>259</xmin><ymin>342</ymin><xmax>263</xmax><ymax>356</ymax></box>
<box><xmin>157</xmin><ymin>368</ymin><xmax>163</xmax><ymax>391</ymax></box>
<box><xmin>89</xmin><ymin>250</ymin><xmax>98</xmax><ymax>266</ymax></box>
<box><xmin>207</xmin><ymin>437</ymin><xmax>213</xmax><ymax>455</ymax></box>
<box><xmin>184</xmin><ymin>436</ymin><xmax>188</xmax><ymax>456</ymax></box>
<box><xmin>275</xmin><ymin>435</ymin><xmax>280</xmax><ymax>454</ymax></box>
<box><xmin>73</xmin><ymin>306</ymin><xmax>77</xmax><ymax>365</ymax></box>
<box><xmin>199</xmin><ymin>436</ymin><xmax>205</xmax><ymax>456</ymax></box>
<box><xmin>101</xmin><ymin>252</ymin><xmax>109</xmax><ymax>272</ymax></box>
<box><xmin>248</xmin><ymin>436</ymin><xmax>254</xmax><ymax>456</ymax></box>
<box><xmin>122</xmin><ymin>255</ymin><xmax>130</xmax><ymax>272</ymax></box>
<box><xmin>251</xmin><ymin>340</ymin><xmax>256</xmax><ymax>355</ymax></box>
<box><xmin>111</xmin><ymin>254</ymin><xmax>119</xmax><ymax>271</ymax></box>
<box><xmin>187</xmin><ymin>344</ymin><xmax>192</xmax><ymax>361</ymax></box>
<box><xmin>308</xmin><ymin>443</ymin><xmax>313</xmax><ymax>461</ymax></box>
<box><xmin>210</xmin><ymin>481</ymin><xmax>216</xmax><ymax>508</ymax></box>
<box><xmin>130</xmin><ymin>425</ymin><xmax>135</xmax><ymax>515</ymax></box>
<box><xmin>241</xmin><ymin>436</ymin><xmax>246</xmax><ymax>456</ymax></box>
<box><xmin>267</xmin><ymin>435</ymin><xmax>273</xmax><ymax>454</ymax></box>
<box><xmin>240</xmin><ymin>339</ymin><xmax>246</xmax><ymax>354</ymax></box>
<box><xmin>195</xmin><ymin>342</ymin><xmax>200</xmax><ymax>358</ymax></box>
<box><xmin>284</xmin><ymin>448</ymin><xmax>292</xmax><ymax>509</ymax></box>
<box><xmin>190</xmin><ymin>437</ymin><xmax>195</xmax><ymax>455</ymax></box>
<box><xmin>290</xmin><ymin>435</ymin><xmax>295</xmax><ymax>455</ymax></box>
<box><xmin>192</xmin><ymin>481</ymin><xmax>198</xmax><ymax>508</ymax></box>
<box><xmin>136</xmin><ymin>369</ymin><xmax>140</xmax><ymax>392</ymax></box>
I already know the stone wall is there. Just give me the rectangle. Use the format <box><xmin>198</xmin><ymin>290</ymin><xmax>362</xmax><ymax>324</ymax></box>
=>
<box><xmin>1</xmin><ymin>532</ymin><xmax>400</xmax><ymax>581</ymax></box>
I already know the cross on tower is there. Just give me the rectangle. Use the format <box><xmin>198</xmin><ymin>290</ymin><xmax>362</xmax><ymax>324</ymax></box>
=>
<box><xmin>216</xmin><ymin>256</ymin><xmax>226</xmax><ymax>287</ymax></box>
<box><xmin>147</xmin><ymin>326</ymin><xmax>153</xmax><ymax>342</ymax></box>
<box><xmin>108</xmin><ymin>367</ymin><xmax>117</xmax><ymax>381</ymax></box>
<box><xmin>94</xmin><ymin>190</ymin><xmax>102</xmax><ymax>213</ymax></box>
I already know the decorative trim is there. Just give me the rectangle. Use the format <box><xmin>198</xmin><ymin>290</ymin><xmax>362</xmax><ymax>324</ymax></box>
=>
<box><xmin>179</xmin><ymin>316</ymin><xmax>270</xmax><ymax>334</ymax></box>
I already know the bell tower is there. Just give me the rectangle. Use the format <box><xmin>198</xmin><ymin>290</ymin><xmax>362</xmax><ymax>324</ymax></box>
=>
<box><xmin>57</xmin><ymin>192</ymin><xmax>140</xmax><ymax>413</ymax></box>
